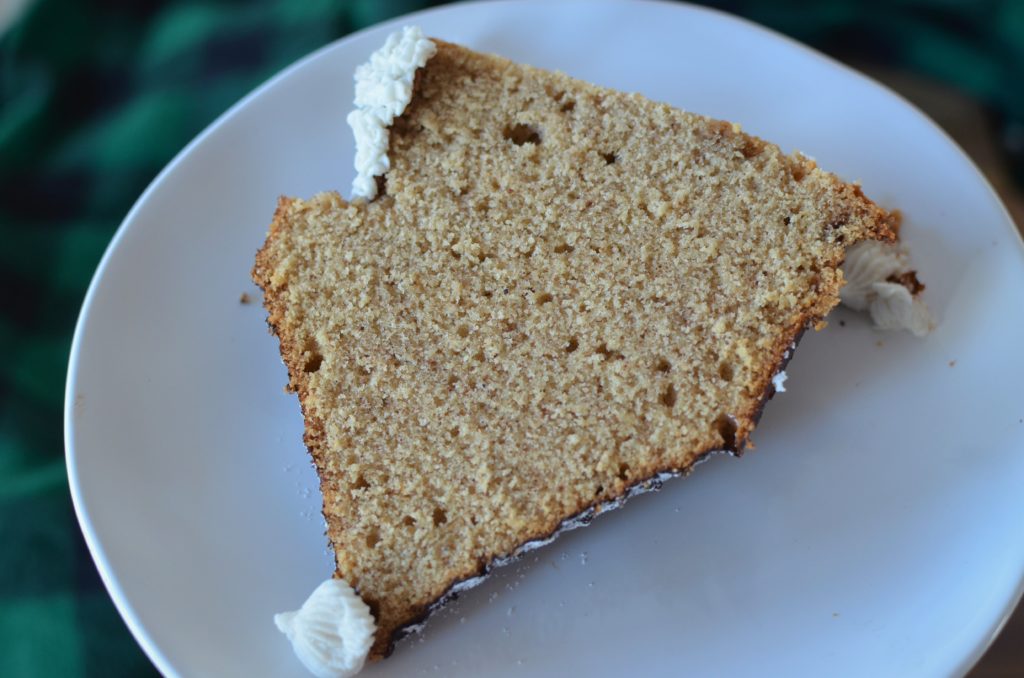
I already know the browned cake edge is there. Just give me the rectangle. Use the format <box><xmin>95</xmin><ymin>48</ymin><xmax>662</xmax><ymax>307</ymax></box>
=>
<box><xmin>377</xmin><ymin>322</ymin><xmax>812</xmax><ymax>650</ymax></box>
<box><xmin>253</xmin><ymin>182</ymin><xmax>895</xmax><ymax>658</ymax></box>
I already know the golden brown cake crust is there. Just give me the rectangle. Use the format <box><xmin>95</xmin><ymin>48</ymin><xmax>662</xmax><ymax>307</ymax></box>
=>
<box><xmin>253</xmin><ymin>39</ymin><xmax>894</xmax><ymax>660</ymax></box>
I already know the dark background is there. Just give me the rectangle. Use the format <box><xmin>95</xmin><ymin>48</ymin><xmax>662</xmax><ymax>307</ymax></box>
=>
<box><xmin>1</xmin><ymin>1</ymin><xmax>1021</xmax><ymax>675</ymax></box>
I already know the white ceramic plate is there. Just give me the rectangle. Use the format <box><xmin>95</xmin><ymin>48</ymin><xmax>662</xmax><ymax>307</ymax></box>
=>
<box><xmin>65</xmin><ymin>1</ymin><xmax>1024</xmax><ymax>676</ymax></box>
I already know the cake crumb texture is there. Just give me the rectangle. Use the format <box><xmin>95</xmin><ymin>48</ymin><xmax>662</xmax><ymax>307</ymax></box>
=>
<box><xmin>253</xmin><ymin>40</ymin><xmax>893</xmax><ymax>659</ymax></box>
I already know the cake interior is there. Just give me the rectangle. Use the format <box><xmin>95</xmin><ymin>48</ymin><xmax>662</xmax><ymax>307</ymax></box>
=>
<box><xmin>253</xmin><ymin>40</ymin><xmax>893</xmax><ymax>658</ymax></box>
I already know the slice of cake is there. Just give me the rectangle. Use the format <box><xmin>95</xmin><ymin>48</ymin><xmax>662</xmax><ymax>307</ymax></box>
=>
<box><xmin>255</xmin><ymin>27</ymin><xmax>897</xmax><ymax>668</ymax></box>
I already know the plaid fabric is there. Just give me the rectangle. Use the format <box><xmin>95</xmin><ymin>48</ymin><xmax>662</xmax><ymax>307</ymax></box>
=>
<box><xmin>0</xmin><ymin>1</ymin><xmax>1020</xmax><ymax>675</ymax></box>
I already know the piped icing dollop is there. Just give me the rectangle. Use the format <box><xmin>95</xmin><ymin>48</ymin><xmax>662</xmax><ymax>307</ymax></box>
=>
<box><xmin>840</xmin><ymin>240</ymin><xmax>931</xmax><ymax>337</ymax></box>
<box><xmin>347</xmin><ymin>26</ymin><xmax>437</xmax><ymax>200</ymax></box>
<box><xmin>274</xmin><ymin>579</ymin><xmax>376</xmax><ymax>678</ymax></box>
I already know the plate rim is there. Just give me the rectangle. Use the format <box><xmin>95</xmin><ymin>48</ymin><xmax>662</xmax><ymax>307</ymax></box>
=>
<box><xmin>63</xmin><ymin>1</ymin><xmax>1024</xmax><ymax>676</ymax></box>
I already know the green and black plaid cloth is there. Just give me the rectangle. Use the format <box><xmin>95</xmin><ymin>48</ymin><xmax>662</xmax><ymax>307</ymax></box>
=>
<box><xmin>1</xmin><ymin>1</ymin><xmax>1021</xmax><ymax>675</ymax></box>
